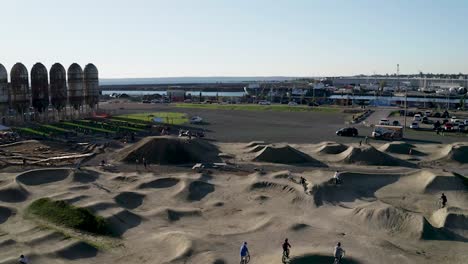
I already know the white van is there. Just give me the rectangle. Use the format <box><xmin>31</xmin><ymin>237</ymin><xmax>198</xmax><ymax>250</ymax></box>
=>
<box><xmin>413</xmin><ymin>114</ymin><xmax>422</xmax><ymax>121</ymax></box>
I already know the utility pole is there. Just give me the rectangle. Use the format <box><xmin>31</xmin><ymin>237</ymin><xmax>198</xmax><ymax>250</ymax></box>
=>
<box><xmin>400</xmin><ymin>64</ymin><xmax>407</xmax><ymax>132</ymax></box>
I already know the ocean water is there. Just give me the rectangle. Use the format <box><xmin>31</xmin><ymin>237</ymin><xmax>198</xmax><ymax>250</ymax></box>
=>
<box><xmin>102</xmin><ymin>90</ymin><xmax>246</xmax><ymax>97</ymax></box>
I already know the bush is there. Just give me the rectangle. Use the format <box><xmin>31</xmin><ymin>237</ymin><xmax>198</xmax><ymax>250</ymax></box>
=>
<box><xmin>28</xmin><ymin>198</ymin><xmax>111</xmax><ymax>236</ymax></box>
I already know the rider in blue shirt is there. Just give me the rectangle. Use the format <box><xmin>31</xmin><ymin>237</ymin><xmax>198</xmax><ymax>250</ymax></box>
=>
<box><xmin>240</xmin><ymin>242</ymin><xmax>249</xmax><ymax>262</ymax></box>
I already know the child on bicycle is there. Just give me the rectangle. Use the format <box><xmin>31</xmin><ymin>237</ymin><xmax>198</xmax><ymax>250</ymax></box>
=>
<box><xmin>334</xmin><ymin>242</ymin><xmax>345</xmax><ymax>263</ymax></box>
<box><xmin>240</xmin><ymin>242</ymin><xmax>249</xmax><ymax>263</ymax></box>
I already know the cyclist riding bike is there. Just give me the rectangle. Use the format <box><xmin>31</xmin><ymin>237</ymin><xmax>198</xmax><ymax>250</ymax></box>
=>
<box><xmin>240</xmin><ymin>242</ymin><xmax>250</xmax><ymax>263</ymax></box>
<box><xmin>333</xmin><ymin>242</ymin><xmax>346</xmax><ymax>264</ymax></box>
<box><xmin>282</xmin><ymin>238</ymin><xmax>291</xmax><ymax>258</ymax></box>
<box><xmin>440</xmin><ymin>193</ymin><xmax>447</xmax><ymax>208</ymax></box>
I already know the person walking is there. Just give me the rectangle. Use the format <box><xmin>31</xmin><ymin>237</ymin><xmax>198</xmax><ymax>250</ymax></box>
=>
<box><xmin>143</xmin><ymin>157</ymin><xmax>147</xmax><ymax>169</ymax></box>
<box><xmin>333</xmin><ymin>242</ymin><xmax>346</xmax><ymax>264</ymax></box>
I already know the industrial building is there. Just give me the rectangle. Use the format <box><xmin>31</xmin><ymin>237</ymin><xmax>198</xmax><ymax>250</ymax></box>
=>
<box><xmin>0</xmin><ymin>62</ymin><xmax>99</xmax><ymax>125</ymax></box>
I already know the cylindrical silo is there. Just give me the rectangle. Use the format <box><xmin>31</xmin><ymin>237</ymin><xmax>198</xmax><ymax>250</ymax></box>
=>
<box><xmin>83</xmin><ymin>63</ymin><xmax>99</xmax><ymax>108</ymax></box>
<box><xmin>10</xmin><ymin>63</ymin><xmax>30</xmax><ymax>114</ymax></box>
<box><xmin>0</xmin><ymin>64</ymin><xmax>8</xmax><ymax>118</ymax></box>
<box><xmin>67</xmin><ymin>63</ymin><xmax>84</xmax><ymax>110</ymax></box>
<box><xmin>49</xmin><ymin>63</ymin><xmax>67</xmax><ymax>111</ymax></box>
<box><xmin>31</xmin><ymin>63</ymin><xmax>49</xmax><ymax>113</ymax></box>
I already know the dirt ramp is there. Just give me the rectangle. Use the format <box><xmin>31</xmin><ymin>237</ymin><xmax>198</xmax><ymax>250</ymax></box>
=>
<box><xmin>106</xmin><ymin>209</ymin><xmax>143</xmax><ymax>236</ymax></box>
<box><xmin>116</xmin><ymin>136</ymin><xmax>220</xmax><ymax>165</ymax></box>
<box><xmin>16</xmin><ymin>169</ymin><xmax>71</xmax><ymax>186</ymax></box>
<box><xmin>137</xmin><ymin>178</ymin><xmax>180</xmax><ymax>189</ymax></box>
<box><xmin>167</xmin><ymin>208</ymin><xmax>202</xmax><ymax>221</ymax></box>
<box><xmin>55</xmin><ymin>241</ymin><xmax>98</xmax><ymax>260</ymax></box>
<box><xmin>379</xmin><ymin>141</ymin><xmax>424</xmax><ymax>155</ymax></box>
<box><xmin>114</xmin><ymin>192</ymin><xmax>145</xmax><ymax>209</ymax></box>
<box><xmin>244</xmin><ymin>141</ymin><xmax>267</xmax><ymax>148</ymax></box>
<box><xmin>434</xmin><ymin>143</ymin><xmax>468</xmax><ymax>163</ymax></box>
<box><xmin>246</xmin><ymin>144</ymin><xmax>267</xmax><ymax>153</ymax></box>
<box><xmin>187</xmin><ymin>181</ymin><xmax>215</xmax><ymax>201</ymax></box>
<box><xmin>339</xmin><ymin>145</ymin><xmax>415</xmax><ymax>167</ymax></box>
<box><xmin>316</xmin><ymin>142</ymin><xmax>348</xmax><ymax>154</ymax></box>
<box><xmin>431</xmin><ymin>207</ymin><xmax>468</xmax><ymax>230</ymax></box>
<box><xmin>0</xmin><ymin>182</ymin><xmax>29</xmax><ymax>203</ymax></box>
<box><xmin>290</xmin><ymin>254</ymin><xmax>362</xmax><ymax>264</ymax></box>
<box><xmin>253</xmin><ymin>145</ymin><xmax>325</xmax><ymax>166</ymax></box>
<box><xmin>0</xmin><ymin>206</ymin><xmax>14</xmax><ymax>224</ymax></box>
<box><xmin>351</xmin><ymin>201</ymin><xmax>426</xmax><ymax>238</ymax></box>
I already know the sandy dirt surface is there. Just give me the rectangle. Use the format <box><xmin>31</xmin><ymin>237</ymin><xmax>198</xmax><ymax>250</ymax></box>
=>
<box><xmin>0</xmin><ymin>136</ymin><xmax>467</xmax><ymax>264</ymax></box>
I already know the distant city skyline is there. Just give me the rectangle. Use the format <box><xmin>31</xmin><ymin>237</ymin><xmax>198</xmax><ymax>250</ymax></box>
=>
<box><xmin>1</xmin><ymin>0</ymin><xmax>468</xmax><ymax>78</ymax></box>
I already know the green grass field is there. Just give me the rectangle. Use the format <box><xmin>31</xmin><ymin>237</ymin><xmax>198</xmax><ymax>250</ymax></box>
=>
<box><xmin>115</xmin><ymin>112</ymin><xmax>188</xmax><ymax>125</ymax></box>
<box><xmin>27</xmin><ymin>198</ymin><xmax>111</xmax><ymax>236</ymax></box>
<box><xmin>174</xmin><ymin>103</ymin><xmax>340</xmax><ymax>113</ymax></box>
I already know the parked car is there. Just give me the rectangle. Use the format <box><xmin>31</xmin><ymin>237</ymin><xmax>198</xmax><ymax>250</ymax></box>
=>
<box><xmin>457</xmin><ymin>124</ymin><xmax>466</xmax><ymax>132</ymax></box>
<box><xmin>451</xmin><ymin>116</ymin><xmax>458</xmax><ymax>123</ymax></box>
<box><xmin>413</xmin><ymin>114</ymin><xmax>422</xmax><ymax>121</ymax></box>
<box><xmin>464</xmin><ymin>120</ymin><xmax>468</xmax><ymax>125</ymax></box>
<box><xmin>336</xmin><ymin>127</ymin><xmax>358</xmax><ymax>137</ymax></box>
<box><xmin>142</xmin><ymin>100</ymin><xmax>151</xmax><ymax>104</ymax></box>
<box><xmin>392</xmin><ymin>120</ymin><xmax>401</xmax><ymax>126</ymax></box>
<box><xmin>288</xmin><ymin>101</ymin><xmax>298</xmax><ymax>106</ymax></box>
<box><xmin>258</xmin><ymin>100</ymin><xmax>271</xmax><ymax>105</ymax></box>
<box><xmin>410</xmin><ymin>122</ymin><xmax>419</xmax><ymax>129</ymax></box>
<box><xmin>433</xmin><ymin>112</ymin><xmax>441</xmax><ymax>118</ymax></box>
<box><xmin>422</xmin><ymin>116</ymin><xmax>429</xmax><ymax>124</ymax></box>
<box><xmin>184</xmin><ymin>99</ymin><xmax>192</xmax><ymax>103</ymax></box>
<box><xmin>444</xmin><ymin>123</ymin><xmax>454</xmax><ymax>131</ymax></box>
<box><xmin>379</xmin><ymin>119</ymin><xmax>390</xmax><ymax>125</ymax></box>
<box><xmin>189</xmin><ymin>116</ymin><xmax>203</xmax><ymax>124</ymax></box>
<box><xmin>424</xmin><ymin>110</ymin><xmax>432</xmax><ymax>117</ymax></box>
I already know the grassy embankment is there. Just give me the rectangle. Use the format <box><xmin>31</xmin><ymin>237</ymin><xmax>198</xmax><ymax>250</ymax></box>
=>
<box><xmin>114</xmin><ymin>112</ymin><xmax>188</xmax><ymax>125</ymax></box>
<box><xmin>27</xmin><ymin>198</ymin><xmax>111</xmax><ymax>236</ymax></box>
<box><xmin>174</xmin><ymin>103</ymin><xmax>340</xmax><ymax>113</ymax></box>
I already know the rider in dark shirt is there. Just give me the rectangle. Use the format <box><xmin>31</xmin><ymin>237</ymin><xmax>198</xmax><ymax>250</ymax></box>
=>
<box><xmin>440</xmin><ymin>193</ymin><xmax>447</xmax><ymax>208</ymax></box>
<box><xmin>282</xmin><ymin>238</ymin><xmax>291</xmax><ymax>258</ymax></box>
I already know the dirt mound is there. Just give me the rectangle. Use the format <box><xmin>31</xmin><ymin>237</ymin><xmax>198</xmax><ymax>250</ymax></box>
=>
<box><xmin>114</xmin><ymin>192</ymin><xmax>145</xmax><ymax>209</ymax></box>
<box><xmin>0</xmin><ymin>183</ymin><xmax>29</xmax><ymax>203</ymax></box>
<box><xmin>167</xmin><ymin>208</ymin><xmax>202</xmax><ymax>221</ymax></box>
<box><xmin>152</xmin><ymin>232</ymin><xmax>194</xmax><ymax>263</ymax></box>
<box><xmin>379</xmin><ymin>141</ymin><xmax>424</xmax><ymax>155</ymax></box>
<box><xmin>434</xmin><ymin>143</ymin><xmax>468</xmax><ymax>163</ymax></box>
<box><xmin>106</xmin><ymin>209</ymin><xmax>143</xmax><ymax>236</ymax></box>
<box><xmin>351</xmin><ymin>201</ymin><xmax>426</xmax><ymax>238</ymax></box>
<box><xmin>338</xmin><ymin>145</ymin><xmax>415</xmax><ymax>167</ymax></box>
<box><xmin>250</xmin><ymin>181</ymin><xmax>297</xmax><ymax>193</ymax></box>
<box><xmin>290</xmin><ymin>254</ymin><xmax>362</xmax><ymax>264</ymax></box>
<box><xmin>187</xmin><ymin>181</ymin><xmax>215</xmax><ymax>201</ymax></box>
<box><xmin>253</xmin><ymin>145</ymin><xmax>325</xmax><ymax>166</ymax></box>
<box><xmin>0</xmin><ymin>206</ymin><xmax>14</xmax><ymax>224</ymax></box>
<box><xmin>316</xmin><ymin>142</ymin><xmax>348</xmax><ymax>154</ymax></box>
<box><xmin>246</xmin><ymin>144</ymin><xmax>267</xmax><ymax>153</ymax></box>
<box><xmin>16</xmin><ymin>169</ymin><xmax>71</xmax><ymax>186</ymax></box>
<box><xmin>116</xmin><ymin>136</ymin><xmax>221</xmax><ymax>165</ymax></box>
<box><xmin>137</xmin><ymin>178</ymin><xmax>180</xmax><ymax>189</ymax></box>
<box><xmin>244</xmin><ymin>141</ymin><xmax>267</xmax><ymax>148</ymax></box>
<box><xmin>56</xmin><ymin>241</ymin><xmax>98</xmax><ymax>260</ymax></box>
<box><xmin>378</xmin><ymin>170</ymin><xmax>466</xmax><ymax>194</ymax></box>
<box><xmin>72</xmin><ymin>169</ymin><xmax>99</xmax><ymax>183</ymax></box>
<box><xmin>431</xmin><ymin>207</ymin><xmax>468</xmax><ymax>229</ymax></box>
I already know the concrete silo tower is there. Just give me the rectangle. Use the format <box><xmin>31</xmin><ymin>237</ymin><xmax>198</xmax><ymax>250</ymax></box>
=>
<box><xmin>83</xmin><ymin>63</ymin><xmax>99</xmax><ymax>110</ymax></box>
<box><xmin>0</xmin><ymin>64</ymin><xmax>8</xmax><ymax>123</ymax></box>
<box><xmin>67</xmin><ymin>63</ymin><xmax>84</xmax><ymax>112</ymax></box>
<box><xmin>31</xmin><ymin>63</ymin><xmax>49</xmax><ymax>113</ymax></box>
<box><xmin>10</xmin><ymin>63</ymin><xmax>30</xmax><ymax>117</ymax></box>
<box><xmin>49</xmin><ymin>63</ymin><xmax>67</xmax><ymax>112</ymax></box>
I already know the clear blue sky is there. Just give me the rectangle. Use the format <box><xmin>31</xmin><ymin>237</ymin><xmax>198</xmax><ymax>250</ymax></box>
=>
<box><xmin>1</xmin><ymin>0</ymin><xmax>467</xmax><ymax>78</ymax></box>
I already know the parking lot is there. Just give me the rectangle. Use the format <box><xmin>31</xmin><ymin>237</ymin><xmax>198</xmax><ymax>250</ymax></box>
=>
<box><xmin>100</xmin><ymin>102</ymin><xmax>468</xmax><ymax>144</ymax></box>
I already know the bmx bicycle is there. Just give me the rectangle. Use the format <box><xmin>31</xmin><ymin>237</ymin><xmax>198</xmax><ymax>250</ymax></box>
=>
<box><xmin>282</xmin><ymin>250</ymin><xmax>290</xmax><ymax>263</ymax></box>
<box><xmin>240</xmin><ymin>254</ymin><xmax>250</xmax><ymax>264</ymax></box>
<box><xmin>333</xmin><ymin>252</ymin><xmax>345</xmax><ymax>264</ymax></box>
